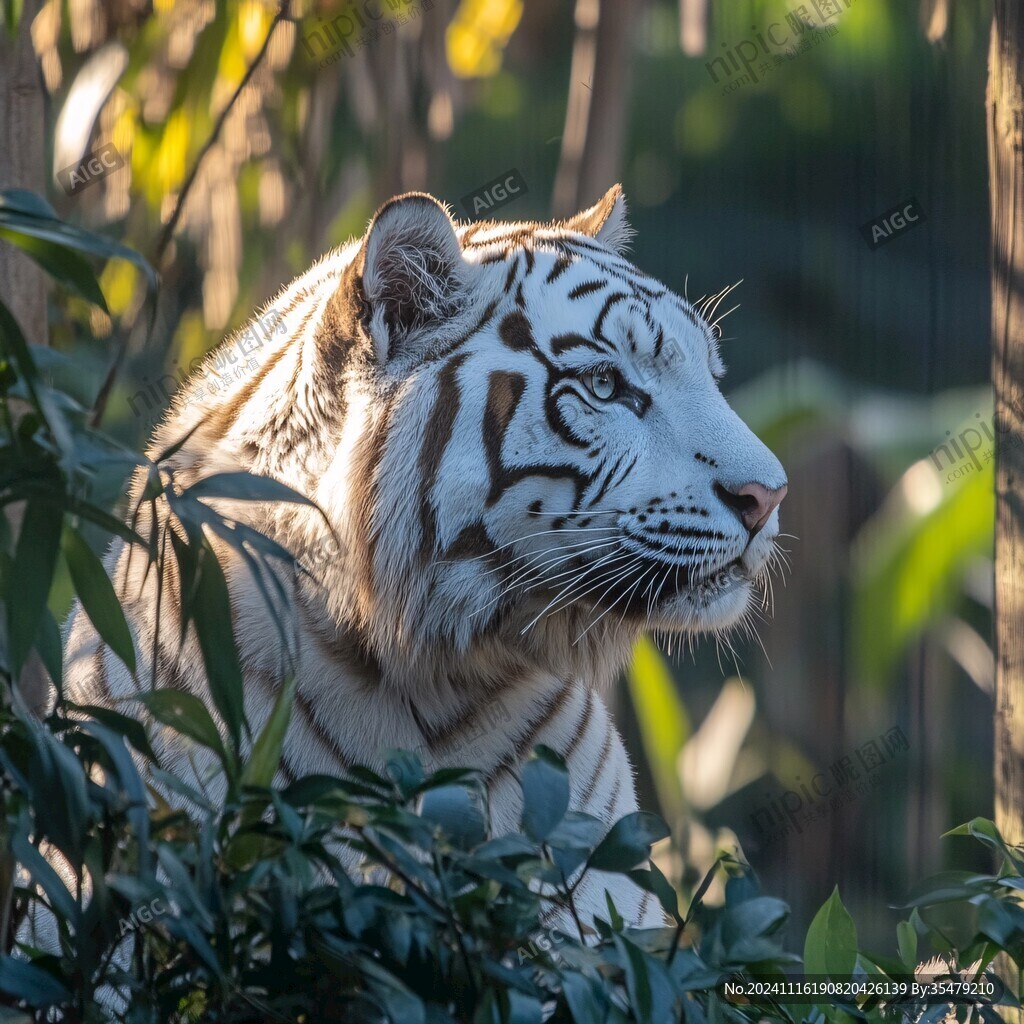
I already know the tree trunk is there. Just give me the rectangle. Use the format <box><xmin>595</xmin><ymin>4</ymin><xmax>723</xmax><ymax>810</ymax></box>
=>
<box><xmin>0</xmin><ymin>0</ymin><xmax>47</xmax><ymax>346</ymax></box>
<box><xmin>551</xmin><ymin>0</ymin><xmax>636</xmax><ymax>219</ymax></box>
<box><xmin>0</xmin><ymin>0</ymin><xmax>50</xmax><ymax>719</ymax></box>
<box><xmin>988</xmin><ymin>1</ymin><xmax>1024</xmax><ymax>1014</ymax></box>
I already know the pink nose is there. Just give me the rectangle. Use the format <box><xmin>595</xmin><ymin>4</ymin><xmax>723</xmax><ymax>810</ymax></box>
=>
<box><xmin>715</xmin><ymin>481</ymin><xmax>788</xmax><ymax>536</ymax></box>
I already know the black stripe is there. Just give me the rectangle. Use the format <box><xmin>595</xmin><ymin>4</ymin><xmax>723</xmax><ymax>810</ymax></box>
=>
<box><xmin>418</xmin><ymin>354</ymin><xmax>469</xmax><ymax>553</ymax></box>
<box><xmin>503</xmin><ymin>258</ymin><xmax>519</xmax><ymax>293</ymax></box>
<box><xmin>93</xmin><ymin>647</ymin><xmax>112</xmax><ymax>700</ymax></box>
<box><xmin>637</xmin><ymin>892</ymin><xmax>652</xmax><ymax>921</ymax></box>
<box><xmin>295</xmin><ymin>692</ymin><xmax>352</xmax><ymax>768</ymax></box>
<box><xmin>589</xmin><ymin>453</ymin><xmax>624</xmax><ymax>508</ymax></box>
<box><xmin>550</xmin><ymin>333</ymin><xmax>610</xmax><ymax>357</ymax></box>
<box><xmin>568</xmin><ymin>279</ymin><xmax>607</xmax><ymax>300</ymax></box>
<box><xmin>564</xmin><ymin>688</ymin><xmax>595</xmax><ymax>760</ymax></box>
<box><xmin>426</xmin><ymin>298</ymin><xmax>498</xmax><ymax>362</ymax></box>
<box><xmin>592</xmin><ymin>292</ymin><xmax>632</xmax><ymax>346</ymax></box>
<box><xmin>486</xmin><ymin>683</ymin><xmax>573</xmax><ymax>784</ymax></box>
<box><xmin>603</xmin><ymin>772</ymin><xmax>624</xmax><ymax>822</ymax></box>
<box><xmin>546</xmin><ymin>254</ymin><xmax>572</xmax><ymax>282</ymax></box>
<box><xmin>579</xmin><ymin>724</ymin><xmax>614</xmax><ymax>807</ymax></box>
<box><xmin>609</xmin><ymin>454</ymin><xmax>638</xmax><ymax>492</ymax></box>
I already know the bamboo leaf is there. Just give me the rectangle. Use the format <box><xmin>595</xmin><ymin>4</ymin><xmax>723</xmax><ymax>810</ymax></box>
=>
<box><xmin>62</xmin><ymin>526</ymin><xmax>136</xmax><ymax>675</ymax></box>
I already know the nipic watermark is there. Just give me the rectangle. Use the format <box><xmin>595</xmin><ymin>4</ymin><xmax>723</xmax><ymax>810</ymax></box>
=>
<box><xmin>706</xmin><ymin>0</ymin><xmax>850</xmax><ymax>95</ymax></box>
<box><xmin>56</xmin><ymin>142</ymin><xmax>125</xmax><ymax>197</ymax></box>
<box><xmin>748</xmin><ymin>725</ymin><xmax>909</xmax><ymax>847</ymax></box>
<box><xmin>129</xmin><ymin>308</ymin><xmax>287</xmax><ymax>421</ymax></box>
<box><xmin>929</xmin><ymin>395</ymin><xmax>1024</xmax><ymax>483</ymax></box>
<box><xmin>300</xmin><ymin>0</ymin><xmax>433</xmax><ymax>67</ymax></box>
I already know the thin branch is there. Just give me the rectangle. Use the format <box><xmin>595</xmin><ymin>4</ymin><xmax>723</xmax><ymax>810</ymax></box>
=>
<box><xmin>90</xmin><ymin>0</ymin><xmax>291</xmax><ymax>428</ymax></box>
<box><xmin>152</xmin><ymin>1</ymin><xmax>291</xmax><ymax>267</ymax></box>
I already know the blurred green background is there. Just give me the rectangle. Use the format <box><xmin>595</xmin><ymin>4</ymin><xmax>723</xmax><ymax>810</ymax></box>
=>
<box><xmin>35</xmin><ymin>0</ymin><xmax>995</xmax><ymax>956</ymax></box>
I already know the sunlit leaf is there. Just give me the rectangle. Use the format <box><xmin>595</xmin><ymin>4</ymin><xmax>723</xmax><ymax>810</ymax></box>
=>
<box><xmin>241</xmin><ymin>672</ymin><xmax>296</xmax><ymax>788</ymax></box>
<box><xmin>626</xmin><ymin>636</ymin><xmax>688</xmax><ymax>824</ymax></box>
<box><xmin>853</xmin><ymin>460</ymin><xmax>993</xmax><ymax>685</ymax></box>
<box><xmin>803</xmin><ymin>886</ymin><xmax>857</xmax><ymax>978</ymax></box>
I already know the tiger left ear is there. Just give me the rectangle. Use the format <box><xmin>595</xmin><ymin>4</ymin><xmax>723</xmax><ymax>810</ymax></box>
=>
<box><xmin>356</xmin><ymin>192</ymin><xmax>470</xmax><ymax>363</ymax></box>
<box><xmin>560</xmin><ymin>184</ymin><xmax>633</xmax><ymax>254</ymax></box>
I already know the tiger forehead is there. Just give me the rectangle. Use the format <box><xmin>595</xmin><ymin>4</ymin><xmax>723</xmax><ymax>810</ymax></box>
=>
<box><xmin>470</xmin><ymin>245</ymin><xmax>715</xmax><ymax>372</ymax></box>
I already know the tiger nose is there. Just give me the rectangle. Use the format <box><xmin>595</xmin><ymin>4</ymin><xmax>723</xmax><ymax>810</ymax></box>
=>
<box><xmin>714</xmin><ymin>481</ymin><xmax>788</xmax><ymax>536</ymax></box>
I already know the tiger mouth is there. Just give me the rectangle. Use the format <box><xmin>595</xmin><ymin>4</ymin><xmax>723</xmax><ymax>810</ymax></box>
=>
<box><xmin>634</xmin><ymin>555</ymin><xmax>749</xmax><ymax>601</ymax></box>
<box><xmin>568</xmin><ymin>553</ymin><xmax>750</xmax><ymax>615</ymax></box>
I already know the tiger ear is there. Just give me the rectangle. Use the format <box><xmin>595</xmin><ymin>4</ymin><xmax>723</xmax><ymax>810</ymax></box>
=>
<box><xmin>357</xmin><ymin>192</ymin><xmax>468</xmax><ymax>362</ymax></box>
<box><xmin>560</xmin><ymin>184</ymin><xmax>633</xmax><ymax>254</ymax></box>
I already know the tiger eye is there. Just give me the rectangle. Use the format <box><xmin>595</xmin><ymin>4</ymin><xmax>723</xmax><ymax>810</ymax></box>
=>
<box><xmin>587</xmin><ymin>369</ymin><xmax>616</xmax><ymax>400</ymax></box>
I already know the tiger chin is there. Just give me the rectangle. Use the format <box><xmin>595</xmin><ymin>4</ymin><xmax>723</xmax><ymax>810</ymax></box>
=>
<box><xmin>63</xmin><ymin>184</ymin><xmax>788</xmax><ymax>934</ymax></box>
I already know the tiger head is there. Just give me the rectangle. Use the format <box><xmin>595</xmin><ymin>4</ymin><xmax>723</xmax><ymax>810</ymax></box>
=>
<box><xmin>323</xmin><ymin>185</ymin><xmax>787</xmax><ymax>677</ymax></box>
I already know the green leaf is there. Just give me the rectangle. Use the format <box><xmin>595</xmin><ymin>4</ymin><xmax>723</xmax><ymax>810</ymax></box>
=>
<box><xmin>896</xmin><ymin>870</ymin><xmax>997</xmax><ymax>908</ymax></box>
<box><xmin>358</xmin><ymin>955</ymin><xmax>427</xmax><ymax>1024</ymax></box>
<box><xmin>628</xmin><ymin>860</ymin><xmax>682</xmax><ymax>924</ymax></box>
<box><xmin>561</xmin><ymin>971</ymin><xmax>606</xmax><ymax>1024</ymax></box>
<box><xmin>0</xmin><ymin>299</ymin><xmax>41</xmax><ymax>406</ymax></box>
<box><xmin>384</xmin><ymin>749</ymin><xmax>425</xmax><ymax>797</ymax></box>
<box><xmin>35</xmin><ymin>608</ymin><xmax>63</xmax><ymax>696</ymax></box>
<box><xmin>944</xmin><ymin>817</ymin><xmax>1023</xmax><ymax>870</ymax></box>
<box><xmin>10</xmin><ymin>827</ymin><xmax>78</xmax><ymax>925</ymax></box>
<box><xmin>418</xmin><ymin>784</ymin><xmax>487</xmax><ymax>849</ymax></box>
<box><xmin>546</xmin><ymin>811</ymin><xmax>606</xmax><ymax>853</ymax></box>
<box><xmin>134</xmin><ymin>689</ymin><xmax>228</xmax><ymax>768</ymax></box>
<box><xmin>977</xmin><ymin>896</ymin><xmax>1024</xmax><ymax>947</ymax></box>
<box><xmin>190</xmin><ymin>539</ymin><xmax>246</xmax><ymax>752</ymax></box>
<box><xmin>0</xmin><ymin>188</ymin><xmax>156</xmax><ymax>291</ymax></box>
<box><xmin>24</xmin><ymin>725</ymin><xmax>90</xmax><ymax>864</ymax></box>
<box><xmin>0</xmin><ymin>955</ymin><xmax>70</xmax><ymax>1008</ymax></box>
<box><xmin>183</xmin><ymin>471</ymin><xmax>318</xmax><ymax>508</ymax></box>
<box><xmin>61</xmin><ymin>492</ymin><xmax>147</xmax><ymax>548</ymax></box>
<box><xmin>853</xmin><ymin>457</ymin><xmax>993</xmax><ymax>686</ymax></box>
<box><xmin>614</xmin><ymin>934</ymin><xmax>677</xmax><ymax>1024</ymax></box>
<box><xmin>0</xmin><ymin>189</ymin><xmax>56</xmax><ymax>219</ymax></box>
<box><xmin>626</xmin><ymin>636</ymin><xmax>689</xmax><ymax>823</ymax></box>
<box><xmin>504</xmin><ymin>989</ymin><xmax>544</xmax><ymax>1024</ymax></box>
<box><xmin>241</xmin><ymin>673</ymin><xmax>296</xmax><ymax>788</ymax></box>
<box><xmin>896</xmin><ymin>917</ymin><xmax>917</xmax><ymax>971</ymax></box>
<box><xmin>521</xmin><ymin>745</ymin><xmax>570</xmax><ymax>842</ymax></box>
<box><xmin>79</xmin><ymin>719</ymin><xmax>152</xmax><ymax>874</ymax></box>
<box><xmin>720</xmin><ymin>896</ymin><xmax>789</xmax><ymax>948</ymax></box>
<box><xmin>804</xmin><ymin>886</ymin><xmax>858</xmax><ymax>979</ymax></box>
<box><xmin>69</xmin><ymin>702</ymin><xmax>157</xmax><ymax>761</ymax></box>
<box><xmin>587</xmin><ymin>812</ymin><xmax>670</xmax><ymax>874</ymax></box>
<box><xmin>0</xmin><ymin>226</ymin><xmax>108</xmax><ymax>311</ymax></box>
<box><xmin>62</xmin><ymin>526</ymin><xmax>136</xmax><ymax>675</ymax></box>
<box><xmin>7</xmin><ymin>499</ymin><xmax>63</xmax><ymax>679</ymax></box>
<box><xmin>684</xmin><ymin>856</ymin><xmax>727</xmax><ymax>925</ymax></box>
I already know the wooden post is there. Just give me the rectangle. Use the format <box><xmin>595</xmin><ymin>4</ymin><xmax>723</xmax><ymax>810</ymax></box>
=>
<box><xmin>0</xmin><ymin>0</ymin><xmax>47</xmax><ymax>346</ymax></box>
<box><xmin>988</xmin><ymin>1</ymin><xmax>1024</xmax><ymax>1014</ymax></box>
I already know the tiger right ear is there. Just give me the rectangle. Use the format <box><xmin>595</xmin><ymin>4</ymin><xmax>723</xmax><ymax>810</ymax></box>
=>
<box><xmin>356</xmin><ymin>192</ymin><xmax>468</xmax><ymax>363</ymax></box>
<box><xmin>560</xmin><ymin>184</ymin><xmax>634</xmax><ymax>255</ymax></box>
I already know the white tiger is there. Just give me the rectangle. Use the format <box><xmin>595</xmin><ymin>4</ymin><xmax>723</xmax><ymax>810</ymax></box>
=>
<box><xmin>63</xmin><ymin>184</ymin><xmax>787</xmax><ymax>931</ymax></box>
